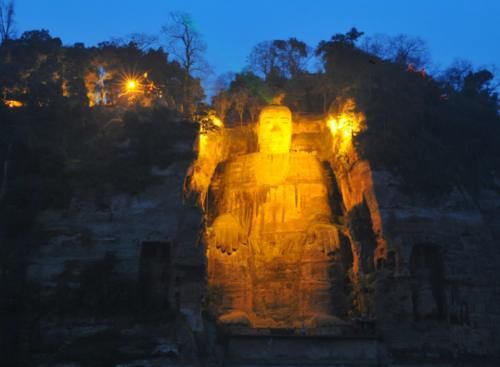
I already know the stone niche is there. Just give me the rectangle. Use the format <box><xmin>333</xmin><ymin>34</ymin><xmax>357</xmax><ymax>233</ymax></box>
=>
<box><xmin>186</xmin><ymin>102</ymin><xmax>370</xmax><ymax>329</ymax></box>
<box><xmin>409</xmin><ymin>243</ymin><xmax>446</xmax><ymax>321</ymax></box>
<box><xmin>138</xmin><ymin>240</ymin><xmax>172</xmax><ymax>309</ymax></box>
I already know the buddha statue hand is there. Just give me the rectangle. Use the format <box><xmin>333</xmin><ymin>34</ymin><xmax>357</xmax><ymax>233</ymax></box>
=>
<box><xmin>306</xmin><ymin>222</ymin><xmax>340</xmax><ymax>255</ymax></box>
<box><xmin>209</xmin><ymin>214</ymin><xmax>247</xmax><ymax>255</ymax></box>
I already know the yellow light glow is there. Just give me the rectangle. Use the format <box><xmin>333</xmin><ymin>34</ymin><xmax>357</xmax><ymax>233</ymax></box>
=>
<box><xmin>211</xmin><ymin>116</ymin><xmax>223</xmax><ymax>128</ymax></box>
<box><xmin>4</xmin><ymin>100</ymin><xmax>23</xmax><ymax>108</ymax></box>
<box><xmin>326</xmin><ymin>98</ymin><xmax>365</xmax><ymax>153</ymax></box>
<box><xmin>126</xmin><ymin>79</ymin><xmax>138</xmax><ymax>91</ymax></box>
<box><xmin>199</xmin><ymin>133</ymin><xmax>208</xmax><ymax>154</ymax></box>
<box><xmin>327</xmin><ymin>118</ymin><xmax>338</xmax><ymax>133</ymax></box>
<box><xmin>327</xmin><ymin>116</ymin><xmax>353</xmax><ymax>136</ymax></box>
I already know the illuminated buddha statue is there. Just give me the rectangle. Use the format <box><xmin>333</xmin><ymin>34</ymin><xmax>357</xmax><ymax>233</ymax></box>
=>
<box><xmin>205</xmin><ymin>105</ymin><xmax>344</xmax><ymax>328</ymax></box>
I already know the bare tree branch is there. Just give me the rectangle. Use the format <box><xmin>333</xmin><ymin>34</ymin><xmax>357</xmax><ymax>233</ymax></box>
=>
<box><xmin>161</xmin><ymin>11</ymin><xmax>208</xmax><ymax>76</ymax></box>
<box><xmin>0</xmin><ymin>0</ymin><xmax>15</xmax><ymax>43</ymax></box>
<box><xmin>361</xmin><ymin>33</ymin><xmax>430</xmax><ymax>69</ymax></box>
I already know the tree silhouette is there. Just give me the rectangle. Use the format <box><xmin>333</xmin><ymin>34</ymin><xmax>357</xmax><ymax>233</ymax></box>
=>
<box><xmin>0</xmin><ymin>0</ymin><xmax>15</xmax><ymax>43</ymax></box>
<box><xmin>247</xmin><ymin>38</ymin><xmax>311</xmax><ymax>80</ymax></box>
<box><xmin>361</xmin><ymin>33</ymin><xmax>430</xmax><ymax>68</ymax></box>
<box><xmin>161</xmin><ymin>11</ymin><xmax>208</xmax><ymax>76</ymax></box>
<box><xmin>161</xmin><ymin>11</ymin><xmax>208</xmax><ymax>113</ymax></box>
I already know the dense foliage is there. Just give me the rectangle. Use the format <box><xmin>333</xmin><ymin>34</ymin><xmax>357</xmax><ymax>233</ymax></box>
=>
<box><xmin>213</xmin><ymin>28</ymin><xmax>500</xmax><ymax>196</ymax></box>
<box><xmin>0</xmin><ymin>30</ymin><xmax>200</xmax><ymax>238</ymax></box>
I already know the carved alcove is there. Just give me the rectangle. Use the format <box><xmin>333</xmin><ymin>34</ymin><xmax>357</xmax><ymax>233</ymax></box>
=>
<box><xmin>409</xmin><ymin>243</ymin><xmax>446</xmax><ymax>321</ymax></box>
<box><xmin>138</xmin><ymin>240</ymin><xmax>172</xmax><ymax>309</ymax></box>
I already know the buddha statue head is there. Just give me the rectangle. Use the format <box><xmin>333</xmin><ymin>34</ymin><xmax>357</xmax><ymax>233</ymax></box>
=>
<box><xmin>258</xmin><ymin>105</ymin><xmax>292</xmax><ymax>154</ymax></box>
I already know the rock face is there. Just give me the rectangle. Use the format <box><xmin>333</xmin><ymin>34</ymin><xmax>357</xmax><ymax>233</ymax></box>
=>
<box><xmin>28</xmin><ymin>101</ymin><xmax>500</xmax><ymax>365</ymax></box>
<box><xmin>27</xmin><ymin>128</ymin><xmax>207</xmax><ymax>365</ymax></box>
<box><xmin>30</xmin><ymin>159</ymin><xmax>204</xmax><ymax>309</ymax></box>
<box><xmin>370</xmin><ymin>174</ymin><xmax>500</xmax><ymax>358</ymax></box>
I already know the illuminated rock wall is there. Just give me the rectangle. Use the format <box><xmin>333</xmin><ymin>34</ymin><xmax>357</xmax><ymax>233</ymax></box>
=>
<box><xmin>188</xmin><ymin>103</ymin><xmax>370</xmax><ymax>328</ymax></box>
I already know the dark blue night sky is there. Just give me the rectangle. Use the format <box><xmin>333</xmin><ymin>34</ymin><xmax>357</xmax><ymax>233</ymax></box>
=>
<box><xmin>15</xmin><ymin>0</ymin><xmax>500</xmax><ymax>92</ymax></box>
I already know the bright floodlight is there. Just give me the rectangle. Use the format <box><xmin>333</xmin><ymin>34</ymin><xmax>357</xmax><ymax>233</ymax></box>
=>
<box><xmin>126</xmin><ymin>79</ymin><xmax>137</xmax><ymax>91</ymax></box>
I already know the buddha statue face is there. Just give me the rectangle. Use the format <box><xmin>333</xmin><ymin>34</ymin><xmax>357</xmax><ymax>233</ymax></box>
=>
<box><xmin>258</xmin><ymin>105</ymin><xmax>292</xmax><ymax>154</ymax></box>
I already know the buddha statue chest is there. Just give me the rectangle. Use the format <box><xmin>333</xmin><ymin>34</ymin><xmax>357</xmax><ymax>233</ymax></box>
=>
<box><xmin>208</xmin><ymin>152</ymin><xmax>332</xmax><ymax>234</ymax></box>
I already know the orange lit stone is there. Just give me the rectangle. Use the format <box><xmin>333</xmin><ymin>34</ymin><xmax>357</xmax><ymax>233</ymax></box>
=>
<box><xmin>258</xmin><ymin>105</ymin><xmax>292</xmax><ymax>154</ymax></box>
<box><xmin>189</xmin><ymin>105</ymin><xmax>348</xmax><ymax>328</ymax></box>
